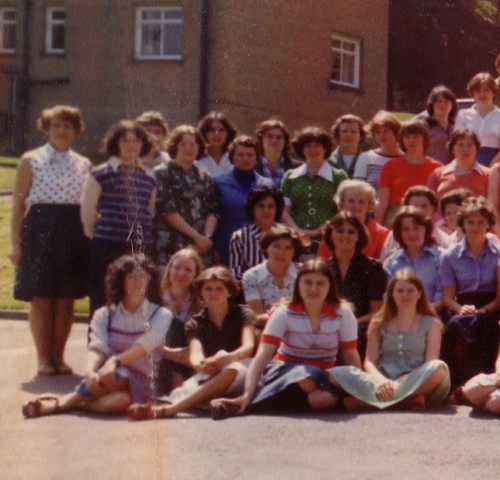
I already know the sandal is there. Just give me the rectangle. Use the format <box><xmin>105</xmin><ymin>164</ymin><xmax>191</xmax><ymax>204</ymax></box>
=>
<box><xmin>210</xmin><ymin>400</ymin><xmax>240</xmax><ymax>420</ymax></box>
<box><xmin>22</xmin><ymin>395</ymin><xmax>61</xmax><ymax>419</ymax></box>
<box><xmin>37</xmin><ymin>362</ymin><xmax>56</xmax><ymax>376</ymax></box>
<box><xmin>128</xmin><ymin>401</ymin><xmax>174</xmax><ymax>420</ymax></box>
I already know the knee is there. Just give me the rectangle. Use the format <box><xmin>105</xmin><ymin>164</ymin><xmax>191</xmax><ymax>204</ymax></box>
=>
<box><xmin>307</xmin><ymin>389</ymin><xmax>337</xmax><ymax>410</ymax></box>
<box><xmin>298</xmin><ymin>377</ymin><xmax>317</xmax><ymax>393</ymax></box>
<box><xmin>484</xmin><ymin>396</ymin><xmax>500</xmax><ymax>414</ymax></box>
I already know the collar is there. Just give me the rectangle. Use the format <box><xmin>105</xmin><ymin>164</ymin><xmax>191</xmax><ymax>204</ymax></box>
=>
<box><xmin>255</xmin><ymin>261</ymin><xmax>298</xmax><ymax>283</ymax></box>
<box><xmin>117</xmin><ymin>299</ymin><xmax>150</xmax><ymax>318</ymax></box>
<box><xmin>261</xmin><ymin>156</ymin><xmax>285</xmax><ymax>168</ymax></box>
<box><xmin>457</xmin><ymin>237</ymin><xmax>499</xmax><ymax>257</ymax></box>
<box><xmin>45</xmin><ymin>143</ymin><xmax>71</xmax><ymax>162</ymax></box>
<box><xmin>288</xmin><ymin>161</ymin><xmax>333</xmax><ymax>181</ymax></box>
<box><xmin>109</xmin><ymin>156</ymin><xmax>146</xmax><ymax>172</ymax></box>
<box><xmin>441</xmin><ymin>160</ymin><xmax>485</xmax><ymax>175</ymax></box>
<box><xmin>288</xmin><ymin>301</ymin><xmax>337</xmax><ymax>317</ymax></box>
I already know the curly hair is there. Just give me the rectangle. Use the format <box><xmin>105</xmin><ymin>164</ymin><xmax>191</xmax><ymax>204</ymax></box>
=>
<box><xmin>259</xmin><ymin>225</ymin><xmax>304</xmax><ymax>261</ymax></box>
<box><xmin>323</xmin><ymin>211</ymin><xmax>368</xmax><ymax>253</ymax></box>
<box><xmin>101</xmin><ymin>120</ymin><xmax>151</xmax><ymax>158</ymax></box>
<box><xmin>244</xmin><ymin>185</ymin><xmax>285</xmax><ymax>222</ymax></box>
<box><xmin>37</xmin><ymin>105</ymin><xmax>85</xmax><ymax>135</ymax></box>
<box><xmin>291</xmin><ymin>126</ymin><xmax>334</xmax><ymax>159</ymax></box>
<box><xmin>392</xmin><ymin>206</ymin><xmax>435</xmax><ymax>249</ymax></box>
<box><xmin>166</xmin><ymin>124</ymin><xmax>206</xmax><ymax>160</ymax></box>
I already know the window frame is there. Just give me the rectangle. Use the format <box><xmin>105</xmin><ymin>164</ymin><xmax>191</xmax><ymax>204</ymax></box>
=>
<box><xmin>0</xmin><ymin>7</ymin><xmax>17</xmax><ymax>54</ymax></box>
<box><xmin>330</xmin><ymin>33</ymin><xmax>362</xmax><ymax>90</ymax></box>
<box><xmin>45</xmin><ymin>7</ymin><xmax>66</xmax><ymax>55</ymax></box>
<box><xmin>134</xmin><ymin>6</ymin><xmax>183</xmax><ymax>61</ymax></box>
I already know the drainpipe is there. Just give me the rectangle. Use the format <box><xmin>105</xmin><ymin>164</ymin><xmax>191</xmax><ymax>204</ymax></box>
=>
<box><xmin>199</xmin><ymin>0</ymin><xmax>209</xmax><ymax>117</ymax></box>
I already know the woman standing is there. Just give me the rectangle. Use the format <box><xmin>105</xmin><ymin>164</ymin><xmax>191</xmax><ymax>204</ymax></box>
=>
<box><xmin>376</xmin><ymin>120</ymin><xmax>441</xmax><ymax>226</ymax></box>
<box><xmin>455</xmin><ymin>73</ymin><xmax>500</xmax><ymax>166</ymax></box>
<box><xmin>196</xmin><ymin>111</ymin><xmax>237</xmax><ymax>178</ymax></box>
<box><xmin>255</xmin><ymin>119</ymin><xmax>297</xmax><ymax>188</ymax></box>
<box><xmin>281</xmin><ymin>127</ymin><xmax>348</xmax><ymax>254</ymax></box>
<box><xmin>81</xmin><ymin>120</ymin><xmax>156</xmax><ymax>315</ymax></box>
<box><xmin>329</xmin><ymin>269</ymin><xmax>450</xmax><ymax>410</ymax></box>
<box><xmin>213</xmin><ymin>135</ymin><xmax>273</xmax><ymax>265</ymax></box>
<box><xmin>22</xmin><ymin>255</ymin><xmax>171</xmax><ymax>418</ymax></box>
<box><xmin>212</xmin><ymin>260</ymin><xmax>361</xmax><ymax>417</ymax></box>
<box><xmin>154</xmin><ymin>125</ymin><xmax>218</xmax><ymax>267</ymax></box>
<box><xmin>428</xmin><ymin>129</ymin><xmax>489</xmax><ymax>199</ymax></box>
<box><xmin>10</xmin><ymin>105</ymin><xmax>90</xmax><ymax>376</ymax></box>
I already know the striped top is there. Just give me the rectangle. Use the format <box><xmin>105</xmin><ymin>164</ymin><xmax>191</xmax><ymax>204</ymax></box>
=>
<box><xmin>229</xmin><ymin>223</ymin><xmax>267</xmax><ymax>281</ymax></box>
<box><xmin>92</xmin><ymin>158</ymin><xmax>156</xmax><ymax>246</ymax></box>
<box><xmin>261</xmin><ymin>302</ymin><xmax>358</xmax><ymax>368</ymax></box>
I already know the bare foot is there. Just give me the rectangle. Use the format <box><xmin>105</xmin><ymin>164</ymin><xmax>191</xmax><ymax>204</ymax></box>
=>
<box><xmin>22</xmin><ymin>396</ymin><xmax>61</xmax><ymax>418</ymax></box>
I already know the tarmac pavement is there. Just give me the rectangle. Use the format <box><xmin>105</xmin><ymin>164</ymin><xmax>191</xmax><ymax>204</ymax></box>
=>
<box><xmin>1</xmin><ymin>317</ymin><xmax>499</xmax><ymax>480</ymax></box>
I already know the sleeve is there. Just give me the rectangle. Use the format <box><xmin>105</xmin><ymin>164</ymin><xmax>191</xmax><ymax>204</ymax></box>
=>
<box><xmin>88</xmin><ymin>307</ymin><xmax>112</xmax><ymax>356</ymax></box>
<box><xmin>80</xmin><ymin>172</ymin><xmax>102</xmax><ymax>238</ymax></box>
<box><xmin>378</xmin><ymin>159</ymin><xmax>395</xmax><ymax>189</ymax></box>
<box><xmin>229</xmin><ymin>230</ymin><xmax>245</xmax><ymax>281</ymax></box>
<box><xmin>334</xmin><ymin>168</ymin><xmax>349</xmax><ymax>188</ymax></box>
<box><xmin>280</xmin><ymin>170</ymin><xmax>293</xmax><ymax>206</ymax></box>
<box><xmin>353</xmin><ymin>153</ymin><xmax>368</xmax><ymax>180</ymax></box>
<box><xmin>154</xmin><ymin>167</ymin><xmax>177</xmax><ymax>215</ymax></box>
<box><xmin>184</xmin><ymin>314</ymin><xmax>203</xmax><ymax>343</ymax></box>
<box><xmin>239</xmin><ymin>304</ymin><xmax>257</xmax><ymax>327</ymax></box>
<box><xmin>338</xmin><ymin>305</ymin><xmax>358</xmax><ymax>350</ymax></box>
<box><xmin>431</xmin><ymin>250</ymin><xmax>443</xmax><ymax>302</ymax></box>
<box><xmin>260</xmin><ymin>305</ymin><xmax>288</xmax><ymax>347</ymax></box>
<box><xmin>368</xmin><ymin>260</ymin><xmax>387</xmax><ymax>300</ymax></box>
<box><xmin>242</xmin><ymin>268</ymin><xmax>262</xmax><ymax>302</ymax></box>
<box><xmin>202</xmin><ymin>174</ymin><xmax>218</xmax><ymax>217</ymax></box>
<box><xmin>135</xmin><ymin>306</ymin><xmax>172</xmax><ymax>354</ymax></box>
<box><xmin>439</xmin><ymin>252</ymin><xmax>458</xmax><ymax>288</ymax></box>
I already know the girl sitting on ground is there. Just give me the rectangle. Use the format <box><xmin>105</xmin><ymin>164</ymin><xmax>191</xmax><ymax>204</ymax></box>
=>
<box><xmin>128</xmin><ymin>267</ymin><xmax>255</xmax><ymax>419</ymax></box>
<box><xmin>22</xmin><ymin>255</ymin><xmax>172</xmax><ymax>418</ymax></box>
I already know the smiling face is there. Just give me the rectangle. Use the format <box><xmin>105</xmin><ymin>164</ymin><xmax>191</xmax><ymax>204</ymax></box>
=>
<box><xmin>47</xmin><ymin>118</ymin><xmax>76</xmax><ymax>151</ymax></box>
<box><xmin>169</xmin><ymin>256</ymin><xmax>198</xmax><ymax>290</ymax></box>
<box><xmin>253</xmin><ymin>196</ymin><xmax>277</xmax><ymax>229</ymax></box>
<box><xmin>232</xmin><ymin>144</ymin><xmax>257</xmax><ymax>171</ymax></box>
<box><xmin>402</xmin><ymin>133</ymin><xmax>425</xmax><ymax>156</ymax></box>
<box><xmin>452</xmin><ymin>136</ymin><xmax>478</xmax><ymax>167</ymax></box>
<box><xmin>443</xmin><ymin>203</ymin><xmax>460</xmax><ymax>231</ymax></box>
<box><xmin>118</xmin><ymin>131</ymin><xmax>143</xmax><ymax>164</ymax></box>
<box><xmin>399</xmin><ymin>217</ymin><xmax>426</xmax><ymax>252</ymax></box>
<box><xmin>340</xmin><ymin>188</ymin><xmax>370</xmax><ymax>223</ymax></box>
<box><xmin>392</xmin><ymin>279</ymin><xmax>421</xmax><ymax>310</ymax></box>
<box><xmin>266</xmin><ymin>237</ymin><xmax>295</xmax><ymax>267</ymax></box>
<box><xmin>205</xmin><ymin>120</ymin><xmax>228</xmax><ymax>150</ymax></box>
<box><xmin>124</xmin><ymin>267</ymin><xmax>150</xmax><ymax>302</ymax></box>
<box><xmin>303</xmin><ymin>141</ymin><xmax>326</xmax><ymax>167</ymax></box>
<box><xmin>432</xmin><ymin>94</ymin><xmax>453</xmax><ymax>119</ymax></box>
<box><xmin>262</xmin><ymin>127</ymin><xmax>286</xmax><ymax>158</ymax></box>
<box><xmin>462</xmin><ymin>212</ymin><xmax>490</xmax><ymax>241</ymax></box>
<box><xmin>200</xmin><ymin>279</ymin><xmax>231</xmax><ymax>310</ymax></box>
<box><xmin>338</xmin><ymin>121</ymin><xmax>361</xmax><ymax>152</ymax></box>
<box><xmin>407</xmin><ymin>195</ymin><xmax>435</xmax><ymax>219</ymax></box>
<box><xmin>372</xmin><ymin>126</ymin><xmax>398</xmax><ymax>149</ymax></box>
<box><xmin>472</xmin><ymin>84</ymin><xmax>494</xmax><ymax>108</ymax></box>
<box><xmin>298</xmin><ymin>272</ymin><xmax>330</xmax><ymax>307</ymax></box>
<box><xmin>330</xmin><ymin>220</ymin><xmax>358</xmax><ymax>253</ymax></box>
<box><xmin>175</xmin><ymin>133</ymin><xmax>199</xmax><ymax>165</ymax></box>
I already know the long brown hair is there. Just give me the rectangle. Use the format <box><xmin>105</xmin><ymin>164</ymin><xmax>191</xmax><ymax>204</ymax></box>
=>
<box><xmin>368</xmin><ymin>268</ymin><xmax>436</xmax><ymax>336</ymax></box>
<box><xmin>290</xmin><ymin>259</ymin><xmax>341</xmax><ymax>307</ymax></box>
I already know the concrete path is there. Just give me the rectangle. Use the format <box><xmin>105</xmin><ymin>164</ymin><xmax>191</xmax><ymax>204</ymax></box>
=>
<box><xmin>1</xmin><ymin>318</ymin><xmax>498</xmax><ymax>480</ymax></box>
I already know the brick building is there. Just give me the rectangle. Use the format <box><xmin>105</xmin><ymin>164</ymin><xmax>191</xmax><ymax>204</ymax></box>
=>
<box><xmin>0</xmin><ymin>0</ymin><xmax>389</xmax><ymax>155</ymax></box>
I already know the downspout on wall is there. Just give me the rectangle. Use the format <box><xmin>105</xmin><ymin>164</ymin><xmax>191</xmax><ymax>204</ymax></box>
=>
<box><xmin>199</xmin><ymin>0</ymin><xmax>209</xmax><ymax>118</ymax></box>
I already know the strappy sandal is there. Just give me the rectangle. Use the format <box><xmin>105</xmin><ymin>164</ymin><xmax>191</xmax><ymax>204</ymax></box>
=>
<box><xmin>22</xmin><ymin>396</ymin><xmax>61</xmax><ymax>419</ymax></box>
<box><xmin>209</xmin><ymin>400</ymin><xmax>240</xmax><ymax>420</ymax></box>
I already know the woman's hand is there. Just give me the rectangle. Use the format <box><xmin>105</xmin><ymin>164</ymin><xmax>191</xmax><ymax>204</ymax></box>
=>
<box><xmin>163</xmin><ymin>346</ymin><xmax>190</xmax><ymax>365</ymax></box>
<box><xmin>97</xmin><ymin>356</ymin><xmax>118</xmax><ymax>382</ymax></box>
<box><xmin>459</xmin><ymin>304</ymin><xmax>477</xmax><ymax>315</ymax></box>
<box><xmin>193</xmin><ymin>234</ymin><xmax>213</xmax><ymax>254</ymax></box>
<box><xmin>8</xmin><ymin>245</ymin><xmax>22</xmax><ymax>266</ymax></box>
<box><xmin>375</xmin><ymin>380</ymin><xmax>398</xmax><ymax>401</ymax></box>
<box><xmin>215</xmin><ymin>393</ymin><xmax>251</xmax><ymax>415</ymax></box>
<box><xmin>199</xmin><ymin>355</ymin><xmax>224</xmax><ymax>376</ymax></box>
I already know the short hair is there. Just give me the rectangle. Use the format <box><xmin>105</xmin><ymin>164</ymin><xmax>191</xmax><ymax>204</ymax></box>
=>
<box><xmin>105</xmin><ymin>255</ymin><xmax>161</xmax><ymax>306</ymax></box>
<box><xmin>425</xmin><ymin>85</ymin><xmax>458</xmax><ymax>122</ymax></box>
<box><xmin>259</xmin><ymin>225</ymin><xmax>304</xmax><ymax>261</ymax></box>
<box><xmin>291</xmin><ymin>126</ymin><xmax>334</xmax><ymax>159</ymax></box>
<box><xmin>244</xmin><ymin>185</ymin><xmax>285</xmax><ymax>221</ymax></box>
<box><xmin>37</xmin><ymin>105</ymin><xmax>84</xmax><ymax>135</ymax></box>
<box><xmin>448</xmin><ymin>128</ymin><xmax>481</xmax><ymax>157</ymax></box>
<box><xmin>457</xmin><ymin>196</ymin><xmax>496</xmax><ymax>230</ymax></box>
<box><xmin>399</xmin><ymin>119</ymin><xmax>430</xmax><ymax>153</ymax></box>
<box><xmin>366</xmin><ymin>110</ymin><xmax>402</xmax><ymax>138</ymax></box>
<box><xmin>290</xmin><ymin>259</ymin><xmax>342</xmax><ymax>306</ymax></box>
<box><xmin>255</xmin><ymin>119</ymin><xmax>291</xmax><ymax>162</ymax></box>
<box><xmin>161</xmin><ymin>247</ymin><xmax>204</xmax><ymax>296</ymax></box>
<box><xmin>370</xmin><ymin>268</ymin><xmax>437</xmax><ymax>332</ymax></box>
<box><xmin>135</xmin><ymin>111</ymin><xmax>169</xmax><ymax>137</ymax></box>
<box><xmin>323</xmin><ymin>211</ymin><xmax>369</xmax><ymax>252</ymax></box>
<box><xmin>392</xmin><ymin>206</ymin><xmax>435</xmax><ymax>249</ymax></box>
<box><xmin>227</xmin><ymin>135</ymin><xmax>259</xmax><ymax>164</ymax></box>
<box><xmin>402</xmin><ymin>185</ymin><xmax>438</xmax><ymax>211</ymax></box>
<box><xmin>193</xmin><ymin>266</ymin><xmax>239</xmax><ymax>298</ymax></box>
<box><xmin>102</xmin><ymin>120</ymin><xmax>151</xmax><ymax>157</ymax></box>
<box><xmin>165</xmin><ymin>125</ymin><xmax>206</xmax><ymax>160</ymax></box>
<box><xmin>334</xmin><ymin>179</ymin><xmax>376</xmax><ymax>212</ymax></box>
<box><xmin>330</xmin><ymin>114</ymin><xmax>366</xmax><ymax>143</ymax></box>
<box><xmin>197</xmin><ymin>111</ymin><xmax>237</xmax><ymax>152</ymax></box>
<box><xmin>467</xmin><ymin>72</ymin><xmax>498</xmax><ymax>97</ymax></box>
<box><xmin>439</xmin><ymin>188</ymin><xmax>474</xmax><ymax>217</ymax></box>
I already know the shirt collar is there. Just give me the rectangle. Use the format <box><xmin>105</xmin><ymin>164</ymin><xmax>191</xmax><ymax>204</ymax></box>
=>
<box><xmin>45</xmin><ymin>143</ymin><xmax>71</xmax><ymax>162</ymax></box>
<box><xmin>256</xmin><ymin>261</ymin><xmax>299</xmax><ymax>283</ymax></box>
<box><xmin>288</xmin><ymin>300</ymin><xmax>337</xmax><ymax>317</ymax></box>
<box><xmin>117</xmin><ymin>299</ymin><xmax>150</xmax><ymax>318</ymax></box>
<box><xmin>108</xmin><ymin>156</ymin><xmax>145</xmax><ymax>172</ymax></box>
<box><xmin>441</xmin><ymin>159</ymin><xmax>485</xmax><ymax>175</ymax></box>
<box><xmin>457</xmin><ymin>237</ymin><xmax>499</xmax><ymax>257</ymax></box>
<box><xmin>288</xmin><ymin>161</ymin><xmax>333</xmax><ymax>181</ymax></box>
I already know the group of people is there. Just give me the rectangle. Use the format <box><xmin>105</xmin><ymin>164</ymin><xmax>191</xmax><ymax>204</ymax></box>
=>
<box><xmin>13</xmin><ymin>70</ymin><xmax>500</xmax><ymax>420</ymax></box>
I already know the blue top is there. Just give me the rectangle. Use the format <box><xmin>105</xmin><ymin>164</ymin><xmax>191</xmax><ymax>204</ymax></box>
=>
<box><xmin>439</xmin><ymin>237</ymin><xmax>500</xmax><ymax>295</ymax></box>
<box><xmin>384</xmin><ymin>245</ymin><xmax>443</xmax><ymax>303</ymax></box>
<box><xmin>213</xmin><ymin>168</ymin><xmax>273</xmax><ymax>265</ymax></box>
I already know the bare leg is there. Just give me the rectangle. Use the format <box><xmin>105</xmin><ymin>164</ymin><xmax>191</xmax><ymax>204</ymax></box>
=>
<box><xmin>29</xmin><ymin>297</ymin><xmax>55</xmax><ymax>375</ymax></box>
<box><xmin>484</xmin><ymin>395</ymin><xmax>500</xmax><ymax>414</ymax></box>
<box><xmin>52</xmin><ymin>298</ymin><xmax>75</xmax><ymax>373</ymax></box>
<box><xmin>144</xmin><ymin>369</ymin><xmax>238</xmax><ymax>418</ymax></box>
<box><xmin>411</xmin><ymin>365</ymin><xmax>447</xmax><ymax>401</ymax></box>
<box><xmin>298</xmin><ymin>377</ymin><xmax>338</xmax><ymax>410</ymax></box>
<box><xmin>85</xmin><ymin>391</ymin><xmax>133</xmax><ymax>414</ymax></box>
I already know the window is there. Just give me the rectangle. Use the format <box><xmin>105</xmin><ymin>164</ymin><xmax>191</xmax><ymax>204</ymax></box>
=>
<box><xmin>135</xmin><ymin>7</ymin><xmax>182</xmax><ymax>60</ymax></box>
<box><xmin>0</xmin><ymin>8</ymin><xmax>16</xmax><ymax>53</ymax></box>
<box><xmin>330</xmin><ymin>34</ymin><xmax>361</xmax><ymax>89</ymax></box>
<box><xmin>46</xmin><ymin>7</ymin><xmax>65</xmax><ymax>54</ymax></box>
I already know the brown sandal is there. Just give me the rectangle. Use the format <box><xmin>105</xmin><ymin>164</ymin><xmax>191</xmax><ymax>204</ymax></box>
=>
<box><xmin>22</xmin><ymin>395</ymin><xmax>61</xmax><ymax>419</ymax></box>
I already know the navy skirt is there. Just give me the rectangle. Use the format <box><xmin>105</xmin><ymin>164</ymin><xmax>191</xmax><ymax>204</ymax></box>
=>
<box><xmin>14</xmin><ymin>204</ymin><xmax>89</xmax><ymax>301</ymax></box>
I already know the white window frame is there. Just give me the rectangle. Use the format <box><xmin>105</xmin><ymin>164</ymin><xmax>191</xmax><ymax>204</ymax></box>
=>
<box><xmin>135</xmin><ymin>7</ymin><xmax>183</xmax><ymax>60</ymax></box>
<box><xmin>45</xmin><ymin>7</ymin><xmax>65</xmax><ymax>54</ymax></box>
<box><xmin>0</xmin><ymin>8</ymin><xmax>17</xmax><ymax>54</ymax></box>
<box><xmin>330</xmin><ymin>34</ymin><xmax>361</xmax><ymax>89</ymax></box>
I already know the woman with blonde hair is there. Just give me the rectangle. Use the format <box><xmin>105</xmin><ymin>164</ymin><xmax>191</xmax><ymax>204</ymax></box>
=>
<box><xmin>329</xmin><ymin>268</ymin><xmax>450</xmax><ymax>410</ymax></box>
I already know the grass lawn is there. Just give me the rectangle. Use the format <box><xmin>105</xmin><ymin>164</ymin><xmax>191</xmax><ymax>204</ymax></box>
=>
<box><xmin>0</xmin><ymin>156</ymin><xmax>18</xmax><ymax>192</ymax></box>
<box><xmin>0</xmin><ymin>197</ymin><xmax>89</xmax><ymax>313</ymax></box>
